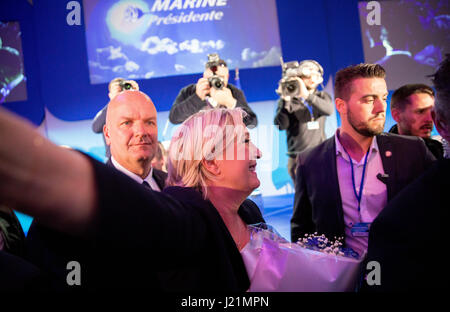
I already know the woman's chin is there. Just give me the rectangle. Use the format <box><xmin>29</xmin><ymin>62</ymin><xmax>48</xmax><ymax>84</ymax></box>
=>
<box><xmin>251</xmin><ymin>178</ymin><xmax>261</xmax><ymax>190</ymax></box>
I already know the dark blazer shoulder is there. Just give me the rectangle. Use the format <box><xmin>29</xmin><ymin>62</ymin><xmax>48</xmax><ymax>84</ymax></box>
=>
<box><xmin>152</xmin><ymin>168</ymin><xmax>167</xmax><ymax>190</ymax></box>
<box><xmin>377</xmin><ymin>131</ymin><xmax>429</xmax><ymax>146</ymax></box>
<box><xmin>239</xmin><ymin>199</ymin><xmax>265</xmax><ymax>225</ymax></box>
<box><xmin>377</xmin><ymin>132</ymin><xmax>435</xmax><ymax>160</ymax></box>
<box><xmin>298</xmin><ymin>135</ymin><xmax>335</xmax><ymax>165</ymax></box>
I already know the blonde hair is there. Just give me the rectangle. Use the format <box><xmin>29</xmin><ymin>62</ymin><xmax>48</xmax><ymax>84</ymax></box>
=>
<box><xmin>166</xmin><ymin>108</ymin><xmax>247</xmax><ymax>197</ymax></box>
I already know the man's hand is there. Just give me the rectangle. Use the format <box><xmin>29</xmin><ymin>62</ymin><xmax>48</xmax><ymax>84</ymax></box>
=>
<box><xmin>210</xmin><ymin>87</ymin><xmax>237</xmax><ymax>108</ymax></box>
<box><xmin>297</xmin><ymin>77</ymin><xmax>310</xmax><ymax>99</ymax></box>
<box><xmin>195</xmin><ymin>77</ymin><xmax>211</xmax><ymax>101</ymax></box>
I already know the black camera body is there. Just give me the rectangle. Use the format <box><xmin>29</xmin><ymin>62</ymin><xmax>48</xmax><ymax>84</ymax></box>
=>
<box><xmin>277</xmin><ymin>61</ymin><xmax>302</xmax><ymax>101</ymax></box>
<box><xmin>208</xmin><ymin>76</ymin><xmax>225</xmax><ymax>90</ymax></box>
<box><xmin>119</xmin><ymin>81</ymin><xmax>133</xmax><ymax>91</ymax></box>
<box><xmin>206</xmin><ymin>53</ymin><xmax>225</xmax><ymax>90</ymax></box>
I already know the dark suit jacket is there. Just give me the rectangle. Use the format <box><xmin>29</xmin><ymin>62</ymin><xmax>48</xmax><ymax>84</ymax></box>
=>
<box><xmin>157</xmin><ymin>186</ymin><xmax>265</xmax><ymax>292</ymax></box>
<box><xmin>291</xmin><ymin>133</ymin><xmax>436</xmax><ymax>243</ymax></box>
<box><xmin>361</xmin><ymin>159</ymin><xmax>449</xmax><ymax>292</ymax></box>
<box><xmin>25</xmin><ymin>160</ymin><xmax>167</xmax><ymax>292</ymax></box>
<box><xmin>26</xmin><ymin>157</ymin><xmax>263</xmax><ymax>292</ymax></box>
<box><xmin>106</xmin><ymin>158</ymin><xmax>167</xmax><ymax>190</ymax></box>
<box><xmin>89</xmin><ymin>160</ymin><xmax>265</xmax><ymax>291</ymax></box>
<box><xmin>0</xmin><ymin>250</ymin><xmax>49</xmax><ymax>292</ymax></box>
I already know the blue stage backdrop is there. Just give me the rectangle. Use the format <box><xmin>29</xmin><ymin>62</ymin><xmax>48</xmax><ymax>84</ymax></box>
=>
<box><xmin>83</xmin><ymin>0</ymin><xmax>282</xmax><ymax>83</ymax></box>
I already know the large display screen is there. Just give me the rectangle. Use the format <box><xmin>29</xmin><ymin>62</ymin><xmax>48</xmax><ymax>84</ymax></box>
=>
<box><xmin>0</xmin><ymin>21</ymin><xmax>27</xmax><ymax>104</ymax></box>
<box><xmin>83</xmin><ymin>0</ymin><xmax>282</xmax><ymax>84</ymax></box>
<box><xmin>358</xmin><ymin>0</ymin><xmax>449</xmax><ymax>90</ymax></box>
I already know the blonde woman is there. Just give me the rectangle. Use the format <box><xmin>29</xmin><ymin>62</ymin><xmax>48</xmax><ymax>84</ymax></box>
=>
<box><xmin>0</xmin><ymin>106</ymin><xmax>264</xmax><ymax>291</ymax></box>
<box><xmin>157</xmin><ymin>108</ymin><xmax>264</xmax><ymax>290</ymax></box>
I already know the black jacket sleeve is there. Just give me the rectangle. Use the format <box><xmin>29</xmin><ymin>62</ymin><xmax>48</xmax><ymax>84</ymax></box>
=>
<box><xmin>290</xmin><ymin>154</ymin><xmax>315</xmax><ymax>242</ymax></box>
<box><xmin>89</xmin><ymin>157</ymin><xmax>207</xmax><ymax>268</ymax></box>
<box><xmin>274</xmin><ymin>90</ymin><xmax>333</xmax><ymax>130</ymax></box>
<box><xmin>273</xmin><ymin>99</ymin><xmax>290</xmax><ymax>130</ymax></box>
<box><xmin>169</xmin><ymin>84</ymin><xmax>209</xmax><ymax>124</ymax></box>
<box><xmin>170</xmin><ymin>84</ymin><xmax>258</xmax><ymax>127</ymax></box>
<box><xmin>306</xmin><ymin>90</ymin><xmax>334</xmax><ymax>116</ymax></box>
<box><xmin>229</xmin><ymin>85</ymin><xmax>258</xmax><ymax>127</ymax></box>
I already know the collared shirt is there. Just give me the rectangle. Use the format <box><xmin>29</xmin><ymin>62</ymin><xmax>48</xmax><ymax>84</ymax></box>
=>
<box><xmin>335</xmin><ymin>130</ymin><xmax>387</xmax><ymax>255</ymax></box>
<box><xmin>111</xmin><ymin>157</ymin><xmax>161</xmax><ymax>192</ymax></box>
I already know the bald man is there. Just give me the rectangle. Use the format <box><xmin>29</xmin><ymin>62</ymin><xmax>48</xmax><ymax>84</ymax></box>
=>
<box><xmin>25</xmin><ymin>91</ymin><xmax>166</xmax><ymax>291</ymax></box>
<box><xmin>103</xmin><ymin>90</ymin><xmax>166</xmax><ymax>191</ymax></box>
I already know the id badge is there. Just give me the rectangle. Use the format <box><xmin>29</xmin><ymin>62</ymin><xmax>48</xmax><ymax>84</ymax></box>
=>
<box><xmin>351</xmin><ymin>222</ymin><xmax>371</xmax><ymax>237</ymax></box>
<box><xmin>307</xmin><ymin>121</ymin><xmax>319</xmax><ymax>130</ymax></box>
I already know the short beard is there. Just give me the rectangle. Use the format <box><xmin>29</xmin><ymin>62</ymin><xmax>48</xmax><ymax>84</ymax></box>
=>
<box><xmin>348</xmin><ymin>111</ymin><xmax>385</xmax><ymax>137</ymax></box>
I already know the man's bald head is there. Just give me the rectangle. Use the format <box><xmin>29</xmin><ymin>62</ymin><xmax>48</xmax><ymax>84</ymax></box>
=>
<box><xmin>104</xmin><ymin>90</ymin><xmax>158</xmax><ymax>179</ymax></box>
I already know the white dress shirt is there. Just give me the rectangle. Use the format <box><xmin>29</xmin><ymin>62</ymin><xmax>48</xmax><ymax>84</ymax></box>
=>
<box><xmin>111</xmin><ymin>157</ymin><xmax>161</xmax><ymax>191</ymax></box>
<box><xmin>335</xmin><ymin>131</ymin><xmax>387</xmax><ymax>255</ymax></box>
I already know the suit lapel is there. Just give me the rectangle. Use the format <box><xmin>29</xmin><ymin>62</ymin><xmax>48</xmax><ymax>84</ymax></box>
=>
<box><xmin>326</xmin><ymin>137</ymin><xmax>345</xmax><ymax>233</ymax></box>
<box><xmin>152</xmin><ymin>169</ymin><xmax>167</xmax><ymax>191</ymax></box>
<box><xmin>106</xmin><ymin>158</ymin><xmax>113</xmax><ymax>167</ymax></box>
<box><xmin>377</xmin><ymin>134</ymin><xmax>396</xmax><ymax>201</ymax></box>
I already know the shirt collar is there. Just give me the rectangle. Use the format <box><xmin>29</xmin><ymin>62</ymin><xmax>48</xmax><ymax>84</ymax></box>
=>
<box><xmin>111</xmin><ymin>156</ymin><xmax>152</xmax><ymax>184</ymax></box>
<box><xmin>335</xmin><ymin>129</ymin><xmax>380</xmax><ymax>161</ymax></box>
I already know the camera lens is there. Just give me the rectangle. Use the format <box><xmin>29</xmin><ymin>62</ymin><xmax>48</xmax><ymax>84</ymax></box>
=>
<box><xmin>214</xmin><ymin>79</ymin><xmax>223</xmax><ymax>89</ymax></box>
<box><xmin>209</xmin><ymin>76</ymin><xmax>224</xmax><ymax>90</ymax></box>
<box><xmin>122</xmin><ymin>82</ymin><xmax>133</xmax><ymax>90</ymax></box>
<box><xmin>286</xmin><ymin>82</ymin><xmax>297</xmax><ymax>93</ymax></box>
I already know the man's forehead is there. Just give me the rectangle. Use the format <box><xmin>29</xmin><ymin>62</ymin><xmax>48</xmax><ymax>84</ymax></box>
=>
<box><xmin>407</xmin><ymin>93</ymin><xmax>435</xmax><ymax>108</ymax></box>
<box><xmin>350</xmin><ymin>77</ymin><xmax>387</xmax><ymax>94</ymax></box>
<box><xmin>113</xmin><ymin>90</ymin><xmax>150</xmax><ymax>102</ymax></box>
<box><xmin>108</xmin><ymin>91</ymin><xmax>156</xmax><ymax>117</ymax></box>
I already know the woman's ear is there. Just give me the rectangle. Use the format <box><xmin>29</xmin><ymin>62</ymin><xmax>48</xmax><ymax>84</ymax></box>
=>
<box><xmin>201</xmin><ymin>158</ymin><xmax>220</xmax><ymax>176</ymax></box>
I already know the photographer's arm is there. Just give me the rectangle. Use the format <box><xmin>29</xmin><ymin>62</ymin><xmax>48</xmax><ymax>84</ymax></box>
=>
<box><xmin>92</xmin><ymin>105</ymin><xmax>107</xmax><ymax>133</ymax></box>
<box><xmin>169</xmin><ymin>84</ymin><xmax>208</xmax><ymax>124</ymax></box>
<box><xmin>232</xmin><ymin>86</ymin><xmax>258</xmax><ymax>127</ymax></box>
<box><xmin>306</xmin><ymin>91</ymin><xmax>334</xmax><ymax>116</ymax></box>
<box><xmin>274</xmin><ymin>99</ymin><xmax>290</xmax><ymax>130</ymax></box>
<box><xmin>0</xmin><ymin>108</ymin><xmax>96</xmax><ymax>236</ymax></box>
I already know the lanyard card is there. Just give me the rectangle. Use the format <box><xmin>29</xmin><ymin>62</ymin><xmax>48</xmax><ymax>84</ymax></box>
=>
<box><xmin>351</xmin><ymin>222</ymin><xmax>371</xmax><ymax>237</ymax></box>
<box><xmin>307</xmin><ymin>121</ymin><xmax>319</xmax><ymax>130</ymax></box>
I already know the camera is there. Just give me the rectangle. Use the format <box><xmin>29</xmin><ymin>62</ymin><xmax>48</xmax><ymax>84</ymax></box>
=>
<box><xmin>208</xmin><ymin>76</ymin><xmax>225</xmax><ymax>90</ymax></box>
<box><xmin>277</xmin><ymin>61</ymin><xmax>302</xmax><ymax>101</ymax></box>
<box><xmin>119</xmin><ymin>81</ymin><xmax>134</xmax><ymax>91</ymax></box>
<box><xmin>206</xmin><ymin>53</ymin><xmax>225</xmax><ymax>90</ymax></box>
<box><xmin>276</xmin><ymin>60</ymin><xmax>324</xmax><ymax>101</ymax></box>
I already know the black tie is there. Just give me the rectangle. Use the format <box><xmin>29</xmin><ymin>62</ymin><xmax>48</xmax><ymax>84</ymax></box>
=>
<box><xmin>142</xmin><ymin>181</ymin><xmax>152</xmax><ymax>189</ymax></box>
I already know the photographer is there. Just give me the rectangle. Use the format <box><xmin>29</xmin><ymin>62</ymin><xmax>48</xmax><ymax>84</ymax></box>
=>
<box><xmin>92</xmin><ymin>78</ymin><xmax>139</xmax><ymax>158</ymax></box>
<box><xmin>169</xmin><ymin>53</ymin><xmax>257</xmax><ymax>127</ymax></box>
<box><xmin>274</xmin><ymin>60</ymin><xmax>333</xmax><ymax>184</ymax></box>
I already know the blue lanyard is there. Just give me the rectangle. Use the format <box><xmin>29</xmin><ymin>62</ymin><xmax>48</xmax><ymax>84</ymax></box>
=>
<box><xmin>339</xmin><ymin>137</ymin><xmax>370</xmax><ymax>212</ymax></box>
<box><xmin>303</xmin><ymin>98</ymin><xmax>315</xmax><ymax>121</ymax></box>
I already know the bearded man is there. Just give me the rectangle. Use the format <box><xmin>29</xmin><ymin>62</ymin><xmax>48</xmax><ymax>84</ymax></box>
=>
<box><xmin>290</xmin><ymin>63</ymin><xmax>435</xmax><ymax>255</ymax></box>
